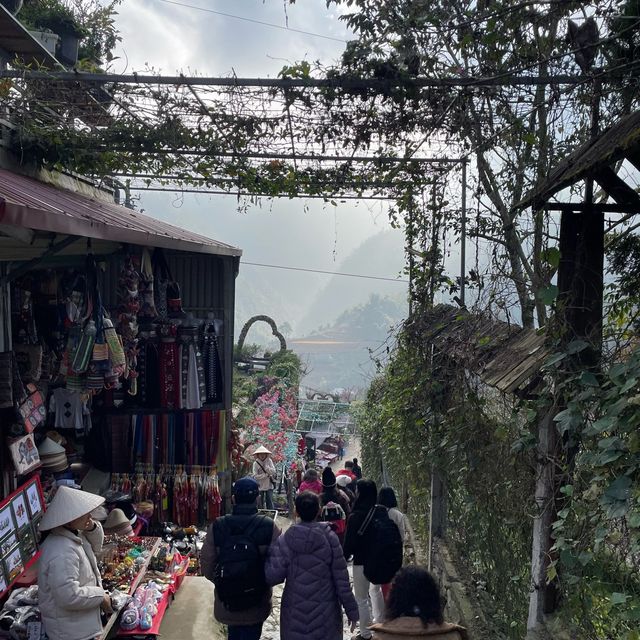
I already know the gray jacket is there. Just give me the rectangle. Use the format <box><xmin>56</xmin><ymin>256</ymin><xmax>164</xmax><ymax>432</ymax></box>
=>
<box><xmin>38</xmin><ymin>524</ymin><xmax>105</xmax><ymax>640</ymax></box>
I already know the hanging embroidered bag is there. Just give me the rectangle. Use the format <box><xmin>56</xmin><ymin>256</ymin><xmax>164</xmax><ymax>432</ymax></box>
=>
<box><xmin>139</xmin><ymin>248</ymin><xmax>158</xmax><ymax>319</ymax></box>
<box><xmin>17</xmin><ymin>383</ymin><xmax>47</xmax><ymax>433</ymax></box>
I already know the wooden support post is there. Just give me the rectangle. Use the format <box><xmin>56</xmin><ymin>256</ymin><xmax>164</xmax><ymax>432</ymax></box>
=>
<box><xmin>527</xmin><ymin>197</ymin><xmax>604</xmax><ymax>632</ymax></box>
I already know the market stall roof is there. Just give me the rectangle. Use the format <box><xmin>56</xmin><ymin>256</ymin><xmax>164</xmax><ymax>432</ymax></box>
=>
<box><xmin>518</xmin><ymin>109</ymin><xmax>640</xmax><ymax>210</ymax></box>
<box><xmin>0</xmin><ymin>169</ymin><xmax>242</xmax><ymax>257</ymax></box>
<box><xmin>0</xmin><ymin>5</ymin><xmax>60</xmax><ymax>69</ymax></box>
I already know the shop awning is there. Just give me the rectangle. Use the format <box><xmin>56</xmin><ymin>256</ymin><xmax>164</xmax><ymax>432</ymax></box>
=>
<box><xmin>0</xmin><ymin>6</ymin><xmax>60</xmax><ymax>68</ymax></box>
<box><xmin>0</xmin><ymin>169</ymin><xmax>242</xmax><ymax>257</ymax></box>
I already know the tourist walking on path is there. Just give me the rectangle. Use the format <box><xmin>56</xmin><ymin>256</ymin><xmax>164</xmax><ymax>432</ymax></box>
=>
<box><xmin>343</xmin><ymin>480</ymin><xmax>388</xmax><ymax>640</ymax></box>
<box><xmin>201</xmin><ymin>477</ymin><xmax>281</xmax><ymax>640</ymax></box>
<box><xmin>352</xmin><ymin>458</ymin><xmax>363</xmax><ymax>479</ymax></box>
<box><xmin>319</xmin><ymin>467</ymin><xmax>350</xmax><ymax>545</ymax></box>
<box><xmin>265</xmin><ymin>491</ymin><xmax>359</xmax><ymax>640</ymax></box>
<box><xmin>370</xmin><ymin>566</ymin><xmax>468</xmax><ymax>640</ymax></box>
<box><xmin>376</xmin><ymin>487</ymin><xmax>410</xmax><ymax>610</ymax></box>
<box><xmin>252</xmin><ymin>445</ymin><xmax>277</xmax><ymax>510</ymax></box>
<box><xmin>336</xmin><ymin>473</ymin><xmax>356</xmax><ymax>506</ymax></box>
<box><xmin>298</xmin><ymin>468</ymin><xmax>323</xmax><ymax>494</ymax></box>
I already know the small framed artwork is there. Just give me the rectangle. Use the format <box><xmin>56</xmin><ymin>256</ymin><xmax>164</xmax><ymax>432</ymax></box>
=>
<box><xmin>19</xmin><ymin>528</ymin><xmax>36</xmax><ymax>563</ymax></box>
<box><xmin>25</xmin><ymin>482</ymin><xmax>42</xmax><ymax>518</ymax></box>
<box><xmin>11</xmin><ymin>494</ymin><xmax>29</xmax><ymax>530</ymax></box>
<box><xmin>0</xmin><ymin>506</ymin><xmax>15</xmax><ymax>540</ymax></box>
<box><xmin>0</xmin><ymin>566</ymin><xmax>6</xmax><ymax>593</ymax></box>
<box><xmin>0</xmin><ymin>533</ymin><xmax>17</xmax><ymax>557</ymax></box>
<box><xmin>4</xmin><ymin>546</ymin><xmax>24</xmax><ymax>583</ymax></box>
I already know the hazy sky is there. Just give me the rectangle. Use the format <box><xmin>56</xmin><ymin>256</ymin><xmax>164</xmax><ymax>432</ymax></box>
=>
<box><xmin>112</xmin><ymin>0</ymin><xmax>402</xmax><ymax>276</ymax></box>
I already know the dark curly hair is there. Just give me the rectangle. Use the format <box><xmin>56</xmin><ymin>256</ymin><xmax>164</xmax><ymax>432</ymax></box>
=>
<box><xmin>386</xmin><ymin>566</ymin><xmax>444</xmax><ymax>626</ymax></box>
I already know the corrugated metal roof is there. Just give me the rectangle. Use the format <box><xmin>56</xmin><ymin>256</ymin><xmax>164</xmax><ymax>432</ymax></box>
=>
<box><xmin>0</xmin><ymin>6</ymin><xmax>60</xmax><ymax>68</ymax></box>
<box><xmin>0</xmin><ymin>169</ymin><xmax>242</xmax><ymax>257</ymax></box>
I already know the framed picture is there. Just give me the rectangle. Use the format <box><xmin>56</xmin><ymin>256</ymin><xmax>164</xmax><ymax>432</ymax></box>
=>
<box><xmin>0</xmin><ymin>506</ymin><xmax>15</xmax><ymax>540</ymax></box>
<box><xmin>0</xmin><ymin>532</ymin><xmax>17</xmax><ymax>557</ymax></box>
<box><xmin>25</xmin><ymin>482</ymin><xmax>42</xmax><ymax>518</ymax></box>
<box><xmin>0</xmin><ymin>565</ymin><xmax>6</xmax><ymax>593</ymax></box>
<box><xmin>4</xmin><ymin>546</ymin><xmax>23</xmax><ymax>583</ymax></box>
<box><xmin>19</xmin><ymin>528</ymin><xmax>36</xmax><ymax>563</ymax></box>
<box><xmin>11</xmin><ymin>494</ymin><xmax>29</xmax><ymax>530</ymax></box>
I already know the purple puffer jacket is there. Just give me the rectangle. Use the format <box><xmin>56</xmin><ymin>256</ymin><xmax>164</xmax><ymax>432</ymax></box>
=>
<box><xmin>266</xmin><ymin>521</ymin><xmax>359</xmax><ymax>640</ymax></box>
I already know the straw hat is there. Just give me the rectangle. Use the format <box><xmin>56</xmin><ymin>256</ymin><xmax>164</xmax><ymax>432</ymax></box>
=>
<box><xmin>39</xmin><ymin>486</ymin><xmax>105</xmax><ymax>531</ymax></box>
<box><xmin>38</xmin><ymin>438</ymin><xmax>65</xmax><ymax>456</ymax></box>
<box><xmin>104</xmin><ymin>508</ymin><xmax>134</xmax><ymax>536</ymax></box>
<box><xmin>253</xmin><ymin>445</ymin><xmax>272</xmax><ymax>455</ymax></box>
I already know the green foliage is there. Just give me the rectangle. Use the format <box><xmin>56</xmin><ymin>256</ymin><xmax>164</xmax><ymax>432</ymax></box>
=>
<box><xmin>547</xmin><ymin>344</ymin><xmax>640</xmax><ymax>637</ymax></box>
<box><xmin>358</xmin><ymin>323</ymin><xmax>533</xmax><ymax>638</ymax></box>
<box><xmin>19</xmin><ymin>0</ymin><xmax>122</xmax><ymax>65</ymax></box>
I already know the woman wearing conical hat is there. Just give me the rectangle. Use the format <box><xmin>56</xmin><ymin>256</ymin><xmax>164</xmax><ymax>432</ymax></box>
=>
<box><xmin>37</xmin><ymin>486</ymin><xmax>112</xmax><ymax>640</ymax></box>
<box><xmin>252</xmin><ymin>445</ymin><xmax>277</xmax><ymax>511</ymax></box>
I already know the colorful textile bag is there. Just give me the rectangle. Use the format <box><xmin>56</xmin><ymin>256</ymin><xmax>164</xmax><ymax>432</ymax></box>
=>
<box><xmin>71</xmin><ymin>319</ymin><xmax>96</xmax><ymax>374</ymax></box>
<box><xmin>17</xmin><ymin>383</ymin><xmax>46</xmax><ymax>433</ymax></box>
<box><xmin>138</xmin><ymin>249</ymin><xmax>158</xmax><ymax>319</ymax></box>
<box><xmin>13</xmin><ymin>344</ymin><xmax>43</xmax><ymax>383</ymax></box>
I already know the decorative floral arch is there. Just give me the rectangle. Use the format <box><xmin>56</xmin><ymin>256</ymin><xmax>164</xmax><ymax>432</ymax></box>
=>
<box><xmin>237</xmin><ymin>315</ymin><xmax>287</xmax><ymax>354</ymax></box>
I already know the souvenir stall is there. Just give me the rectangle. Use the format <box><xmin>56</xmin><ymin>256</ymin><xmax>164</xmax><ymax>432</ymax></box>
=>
<box><xmin>0</xmin><ymin>170</ymin><xmax>241</xmax><ymax>634</ymax></box>
<box><xmin>0</xmin><ymin>476</ymin><xmax>189</xmax><ymax>640</ymax></box>
<box><xmin>0</xmin><ymin>170</ymin><xmax>240</xmax><ymax>495</ymax></box>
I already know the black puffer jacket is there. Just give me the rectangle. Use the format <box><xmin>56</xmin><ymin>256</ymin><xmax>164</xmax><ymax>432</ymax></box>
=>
<box><xmin>343</xmin><ymin>504</ymin><xmax>387</xmax><ymax>565</ymax></box>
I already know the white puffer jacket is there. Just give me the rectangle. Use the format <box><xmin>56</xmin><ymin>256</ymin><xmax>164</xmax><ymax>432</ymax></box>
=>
<box><xmin>38</xmin><ymin>524</ymin><xmax>105</xmax><ymax>640</ymax></box>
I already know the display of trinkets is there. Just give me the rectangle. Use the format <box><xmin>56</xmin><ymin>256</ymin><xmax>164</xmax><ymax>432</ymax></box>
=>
<box><xmin>98</xmin><ymin>537</ymin><xmax>152</xmax><ymax>593</ymax></box>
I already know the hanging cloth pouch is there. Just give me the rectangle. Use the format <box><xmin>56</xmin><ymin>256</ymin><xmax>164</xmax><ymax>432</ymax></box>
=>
<box><xmin>71</xmin><ymin>319</ymin><xmax>97</xmax><ymax>374</ymax></box>
<box><xmin>138</xmin><ymin>248</ymin><xmax>158</xmax><ymax>319</ymax></box>
<box><xmin>104</xmin><ymin>316</ymin><xmax>126</xmax><ymax>368</ymax></box>
<box><xmin>152</xmin><ymin>248</ymin><xmax>172</xmax><ymax>320</ymax></box>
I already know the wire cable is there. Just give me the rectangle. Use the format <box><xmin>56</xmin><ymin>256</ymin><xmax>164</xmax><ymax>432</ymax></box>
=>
<box><xmin>241</xmin><ymin>260</ymin><xmax>408</xmax><ymax>283</ymax></box>
<box><xmin>154</xmin><ymin>0</ymin><xmax>348</xmax><ymax>43</ymax></box>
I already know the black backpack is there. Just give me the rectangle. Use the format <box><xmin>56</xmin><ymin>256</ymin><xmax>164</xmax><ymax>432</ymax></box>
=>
<box><xmin>358</xmin><ymin>506</ymin><xmax>403</xmax><ymax>585</ymax></box>
<box><xmin>213</xmin><ymin>515</ymin><xmax>271</xmax><ymax>611</ymax></box>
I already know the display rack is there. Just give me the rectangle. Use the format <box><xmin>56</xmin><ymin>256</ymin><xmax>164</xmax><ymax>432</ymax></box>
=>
<box><xmin>0</xmin><ymin>477</ymin><xmax>45</xmax><ymax>599</ymax></box>
<box><xmin>100</xmin><ymin>537</ymin><xmax>162</xmax><ymax>640</ymax></box>
<box><xmin>115</xmin><ymin>552</ymin><xmax>189</xmax><ymax>639</ymax></box>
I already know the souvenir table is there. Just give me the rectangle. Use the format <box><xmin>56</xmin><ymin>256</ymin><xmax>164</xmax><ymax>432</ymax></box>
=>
<box><xmin>99</xmin><ymin>537</ymin><xmax>188</xmax><ymax>640</ymax></box>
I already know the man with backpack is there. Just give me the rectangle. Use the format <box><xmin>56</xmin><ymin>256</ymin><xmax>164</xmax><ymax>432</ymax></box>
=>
<box><xmin>201</xmin><ymin>477</ymin><xmax>281</xmax><ymax>640</ymax></box>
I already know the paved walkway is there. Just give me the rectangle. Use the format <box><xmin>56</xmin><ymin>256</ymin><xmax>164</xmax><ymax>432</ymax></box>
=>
<box><xmin>160</xmin><ymin>437</ymin><xmax>363</xmax><ymax>640</ymax></box>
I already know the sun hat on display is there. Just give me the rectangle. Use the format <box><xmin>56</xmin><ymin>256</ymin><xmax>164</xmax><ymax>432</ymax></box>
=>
<box><xmin>39</xmin><ymin>486</ymin><xmax>105</xmax><ymax>531</ymax></box>
<box><xmin>253</xmin><ymin>445</ymin><xmax>272</xmax><ymax>455</ymax></box>
<box><xmin>104</xmin><ymin>508</ymin><xmax>134</xmax><ymax>536</ymax></box>
<box><xmin>104</xmin><ymin>508</ymin><xmax>128</xmax><ymax>528</ymax></box>
<box><xmin>38</xmin><ymin>438</ymin><xmax>65</xmax><ymax>456</ymax></box>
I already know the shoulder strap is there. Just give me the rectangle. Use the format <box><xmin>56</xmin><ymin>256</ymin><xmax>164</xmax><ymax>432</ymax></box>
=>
<box><xmin>357</xmin><ymin>506</ymin><xmax>376</xmax><ymax>536</ymax></box>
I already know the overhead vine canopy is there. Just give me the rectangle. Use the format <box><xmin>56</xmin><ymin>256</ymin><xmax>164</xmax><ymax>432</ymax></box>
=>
<box><xmin>1</xmin><ymin>0</ymin><xmax>639</xmax><ymax>323</ymax></box>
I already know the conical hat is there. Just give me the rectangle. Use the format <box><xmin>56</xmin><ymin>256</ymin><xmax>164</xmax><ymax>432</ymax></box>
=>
<box><xmin>39</xmin><ymin>486</ymin><xmax>105</xmax><ymax>531</ymax></box>
<box><xmin>253</xmin><ymin>445</ymin><xmax>272</xmax><ymax>455</ymax></box>
<box><xmin>104</xmin><ymin>508</ymin><xmax>129</xmax><ymax>530</ymax></box>
<box><xmin>38</xmin><ymin>438</ymin><xmax>65</xmax><ymax>456</ymax></box>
